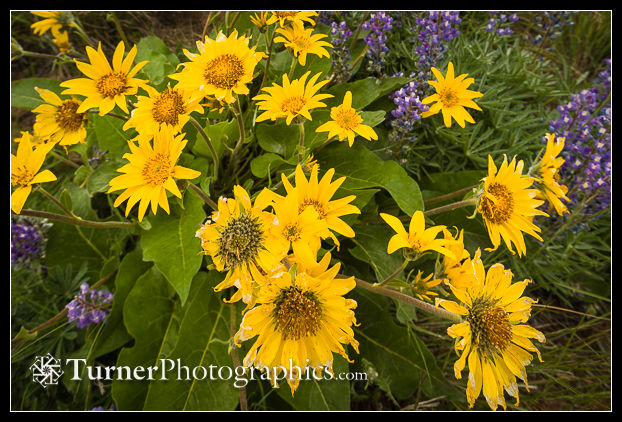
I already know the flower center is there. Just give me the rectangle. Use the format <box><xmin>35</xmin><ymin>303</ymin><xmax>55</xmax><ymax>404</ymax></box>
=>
<box><xmin>273</xmin><ymin>286</ymin><xmax>322</xmax><ymax>341</ymax></box>
<box><xmin>11</xmin><ymin>165</ymin><xmax>33</xmax><ymax>187</ymax></box>
<box><xmin>55</xmin><ymin>100</ymin><xmax>86</xmax><ymax>132</ymax></box>
<box><xmin>467</xmin><ymin>297</ymin><xmax>513</xmax><ymax>356</ymax></box>
<box><xmin>217</xmin><ymin>213</ymin><xmax>264</xmax><ymax>268</ymax></box>
<box><xmin>299</xmin><ymin>199</ymin><xmax>326</xmax><ymax>219</ymax></box>
<box><xmin>334</xmin><ymin>108</ymin><xmax>360</xmax><ymax>130</ymax></box>
<box><xmin>141</xmin><ymin>153</ymin><xmax>173</xmax><ymax>187</ymax></box>
<box><xmin>96</xmin><ymin>72</ymin><xmax>128</xmax><ymax>98</ymax></box>
<box><xmin>281</xmin><ymin>96</ymin><xmax>306</xmax><ymax>115</ymax></box>
<box><xmin>203</xmin><ymin>54</ymin><xmax>245</xmax><ymax>90</ymax></box>
<box><xmin>274</xmin><ymin>11</ymin><xmax>298</xmax><ymax>19</ymax></box>
<box><xmin>439</xmin><ymin>87</ymin><xmax>459</xmax><ymax>107</ymax></box>
<box><xmin>152</xmin><ymin>89</ymin><xmax>186</xmax><ymax>126</ymax></box>
<box><xmin>478</xmin><ymin>182</ymin><xmax>514</xmax><ymax>225</ymax></box>
<box><xmin>282</xmin><ymin>223</ymin><xmax>302</xmax><ymax>242</ymax></box>
<box><xmin>291</xmin><ymin>35</ymin><xmax>311</xmax><ymax>51</ymax></box>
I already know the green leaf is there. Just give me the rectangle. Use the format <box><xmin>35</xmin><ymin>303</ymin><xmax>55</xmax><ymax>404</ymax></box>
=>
<box><xmin>277</xmin><ymin>355</ymin><xmax>351</xmax><ymax>411</ymax></box>
<box><xmin>85</xmin><ymin>158</ymin><xmax>126</xmax><ymax>194</ymax></box>
<box><xmin>351</xmin><ymin>288</ymin><xmax>462</xmax><ymax>402</ymax></box>
<box><xmin>135</xmin><ymin>35</ymin><xmax>180</xmax><ymax>88</ymax></box>
<box><xmin>11</xmin><ymin>77</ymin><xmax>62</xmax><ymax>109</ymax></box>
<box><xmin>91</xmin><ymin>247</ymin><xmax>153</xmax><ymax>359</ymax></box>
<box><xmin>93</xmin><ymin>114</ymin><xmax>133</xmax><ymax>158</ymax></box>
<box><xmin>140</xmin><ymin>188</ymin><xmax>207</xmax><ymax>305</ymax></box>
<box><xmin>250</xmin><ymin>152</ymin><xmax>294</xmax><ymax>179</ymax></box>
<box><xmin>111</xmin><ymin>266</ymin><xmax>177</xmax><ymax>410</ymax></box>
<box><xmin>142</xmin><ymin>271</ymin><xmax>239</xmax><ymax>411</ymax></box>
<box><xmin>349</xmin><ymin>223</ymin><xmax>405</xmax><ymax>283</ymax></box>
<box><xmin>317</xmin><ymin>141</ymin><xmax>423</xmax><ymax>216</ymax></box>
<box><xmin>255</xmin><ymin>121</ymin><xmax>299</xmax><ymax>158</ymax></box>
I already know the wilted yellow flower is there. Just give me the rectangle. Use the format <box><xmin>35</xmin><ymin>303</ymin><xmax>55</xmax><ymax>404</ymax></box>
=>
<box><xmin>436</xmin><ymin>249</ymin><xmax>546</xmax><ymax>410</ymax></box>
<box><xmin>60</xmin><ymin>41</ymin><xmax>149</xmax><ymax>116</ymax></box>
<box><xmin>421</xmin><ymin>61</ymin><xmax>484</xmax><ymax>128</ymax></box>
<box><xmin>315</xmin><ymin>90</ymin><xmax>378</xmax><ymax>147</ymax></box>
<box><xmin>250</xmin><ymin>11</ymin><xmax>270</xmax><ymax>31</ymax></box>
<box><xmin>30</xmin><ymin>11</ymin><xmax>63</xmax><ymax>36</ymax></box>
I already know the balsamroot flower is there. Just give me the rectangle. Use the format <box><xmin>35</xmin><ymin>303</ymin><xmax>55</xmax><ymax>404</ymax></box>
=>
<box><xmin>533</xmin><ymin>133</ymin><xmax>570</xmax><ymax>215</ymax></box>
<box><xmin>106</xmin><ymin>125</ymin><xmax>201</xmax><ymax>221</ymax></box>
<box><xmin>274</xmin><ymin>21</ymin><xmax>332</xmax><ymax>66</ymax></box>
<box><xmin>32</xmin><ymin>87</ymin><xmax>88</xmax><ymax>146</ymax></box>
<box><xmin>477</xmin><ymin>155</ymin><xmax>548</xmax><ymax>257</ymax></box>
<box><xmin>436</xmin><ymin>249</ymin><xmax>546</xmax><ymax>410</ymax></box>
<box><xmin>421</xmin><ymin>61</ymin><xmax>483</xmax><ymax>128</ymax></box>
<box><xmin>169</xmin><ymin>30</ymin><xmax>265</xmax><ymax>104</ymax></box>
<box><xmin>60</xmin><ymin>41</ymin><xmax>149</xmax><ymax>116</ymax></box>
<box><xmin>234</xmin><ymin>251</ymin><xmax>358</xmax><ymax>395</ymax></box>
<box><xmin>315</xmin><ymin>91</ymin><xmax>378</xmax><ymax>147</ymax></box>
<box><xmin>266</xmin><ymin>11</ymin><xmax>318</xmax><ymax>27</ymax></box>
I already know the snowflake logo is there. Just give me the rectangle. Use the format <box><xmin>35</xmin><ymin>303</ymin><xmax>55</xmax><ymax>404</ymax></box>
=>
<box><xmin>29</xmin><ymin>353</ymin><xmax>64</xmax><ymax>388</ymax></box>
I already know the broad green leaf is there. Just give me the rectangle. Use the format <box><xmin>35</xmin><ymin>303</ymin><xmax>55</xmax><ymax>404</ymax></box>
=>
<box><xmin>85</xmin><ymin>158</ymin><xmax>126</xmax><ymax>194</ymax></box>
<box><xmin>255</xmin><ymin>121</ymin><xmax>299</xmax><ymax>158</ymax></box>
<box><xmin>317</xmin><ymin>141</ymin><xmax>423</xmax><ymax>216</ymax></box>
<box><xmin>250</xmin><ymin>152</ymin><xmax>293</xmax><ymax>179</ymax></box>
<box><xmin>140</xmin><ymin>188</ymin><xmax>206</xmax><ymax>305</ymax></box>
<box><xmin>190</xmin><ymin>118</ymin><xmax>238</xmax><ymax>159</ymax></box>
<box><xmin>11</xmin><ymin>77</ymin><xmax>62</xmax><ymax>109</ymax></box>
<box><xmin>349</xmin><ymin>223</ymin><xmax>405</xmax><ymax>283</ymax></box>
<box><xmin>277</xmin><ymin>355</ymin><xmax>351</xmax><ymax>411</ymax></box>
<box><xmin>91</xmin><ymin>248</ymin><xmax>153</xmax><ymax>359</ymax></box>
<box><xmin>142</xmin><ymin>271</ymin><xmax>239</xmax><ymax>411</ymax></box>
<box><xmin>351</xmin><ymin>288</ymin><xmax>462</xmax><ymax>402</ymax></box>
<box><xmin>111</xmin><ymin>266</ymin><xmax>177</xmax><ymax>410</ymax></box>
<box><xmin>135</xmin><ymin>35</ymin><xmax>180</xmax><ymax>88</ymax></box>
<box><xmin>93</xmin><ymin>114</ymin><xmax>133</xmax><ymax>158</ymax></box>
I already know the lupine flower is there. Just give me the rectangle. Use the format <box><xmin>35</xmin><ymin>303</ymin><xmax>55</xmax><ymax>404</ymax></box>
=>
<box><xmin>361</xmin><ymin>12</ymin><xmax>394</xmax><ymax>75</ymax></box>
<box><xmin>11</xmin><ymin>220</ymin><xmax>43</xmax><ymax>265</ymax></box>
<box><xmin>485</xmin><ymin>11</ymin><xmax>519</xmax><ymax>36</ymax></box>
<box><xmin>328</xmin><ymin>21</ymin><xmax>353</xmax><ymax>83</ymax></box>
<box><xmin>66</xmin><ymin>283</ymin><xmax>114</xmax><ymax>329</ymax></box>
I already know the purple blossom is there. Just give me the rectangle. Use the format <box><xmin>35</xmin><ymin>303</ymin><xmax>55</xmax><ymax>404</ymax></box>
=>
<box><xmin>485</xmin><ymin>11</ymin><xmax>519</xmax><ymax>36</ymax></box>
<box><xmin>66</xmin><ymin>283</ymin><xmax>113</xmax><ymax>329</ymax></box>
<box><xmin>328</xmin><ymin>20</ymin><xmax>353</xmax><ymax>83</ymax></box>
<box><xmin>548</xmin><ymin>59</ymin><xmax>611</xmax><ymax>214</ymax></box>
<box><xmin>361</xmin><ymin>12</ymin><xmax>394</xmax><ymax>75</ymax></box>
<box><xmin>11</xmin><ymin>222</ymin><xmax>42</xmax><ymax>265</ymax></box>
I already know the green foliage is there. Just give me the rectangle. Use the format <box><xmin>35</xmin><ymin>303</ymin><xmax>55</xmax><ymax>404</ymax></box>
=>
<box><xmin>11</xmin><ymin>10</ymin><xmax>610</xmax><ymax>411</ymax></box>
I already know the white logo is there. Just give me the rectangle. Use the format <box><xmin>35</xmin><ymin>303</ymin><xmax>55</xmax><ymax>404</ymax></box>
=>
<box><xmin>29</xmin><ymin>353</ymin><xmax>64</xmax><ymax>388</ymax></box>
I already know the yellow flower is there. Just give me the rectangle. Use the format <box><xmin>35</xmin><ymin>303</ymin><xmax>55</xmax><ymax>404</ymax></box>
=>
<box><xmin>265</xmin><ymin>11</ymin><xmax>318</xmax><ymax>27</ymax></box>
<box><xmin>434</xmin><ymin>228</ymin><xmax>477</xmax><ymax>290</ymax></box>
<box><xmin>274</xmin><ymin>21</ymin><xmax>332</xmax><ymax>66</ymax></box>
<box><xmin>11</xmin><ymin>133</ymin><xmax>57</xmax><ymax>214</ymax></box>
<box><xmin>122</xmin><ymin>84</ymin><xmax>203</xmax><ymax>142</ymax></box>
<box><xmin>272</xmin><ymin>164</ymin><xmax>360</xmax><ymax>248</ymax></box>
<box><xmin>31</xmin><ymin>87</ymin><xmax>88</xmax><ymax>146</ymax></box>
<box><xmin>421</xmin><ymin>61</ymin><xmax>483</xmax><ymax>128</ymax></box>
<box><xmin>169</xmin><ymin>30</ymin><xmax>265</xmax><ymax>104</ymax></box>
<box><xmin>52</xmin><ymin>29</ymin><xmax>71</xmax><ymax>53</ymax></box>
<box><xmin>195</xmin><ymin>185</ymin><xmax>286</xmax><ymax>308</ymax></box>
<box><xmin>272</xmin><ymin>187</ymin><xmax>329</xmax><ymax>268</ymax></box>
<box><xmin>477</xmin><ymin>155</ymin><xmax>548</xmax><ymax>257</ymax></box>
<box><xmin>234</xmin><ymin>250</ymin><xmax>358</xmax><ymax>395</ymax></box>
<box><xmin>30</xmin><ymin>11</ymin><xmax>63</xmax><ymax>36</ymax></box>
<box><xmin>436</xmin><ymin>249</ymin><xmax>546</xmax><ymax>410</ymax></box>
<box><xmin>60</xmin><ymin>41</ymin><xmax>149</xmax><ymax>116</ymax></box>
<box><xmin>380</xmin><ymin>210</ymin><xmax>457</xmax><ymax>261</ymax></box>
<box><xmin>253</xmin><ymin>71</ymin><xmax>333</xmax><ymax>125</ymax></box>
<box><xmin>250</xmin><ymin>11</ymin><xmax>270</xmax><ymax>31</ymax></box>
<box><xmin>534</xmin><ymin>133</ymin><xmax>570</xmax><ymax>216</ymax></box>
<box><xmin>315</xmin><ymin>90</ymin><xmax>378</xmax><ymax>147</ymax></box>
<box><xmin>411</xmin><ymin>270</ymin><xmax>441</xmax><ymax>302</ymax></box>
<box><xmin>106</xmin><ymin>125</ymin><xmax>201</xmax><ymax>222</ymax></box>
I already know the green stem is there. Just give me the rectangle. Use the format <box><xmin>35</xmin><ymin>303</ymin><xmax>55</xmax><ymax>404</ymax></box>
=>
<box><xmin>258</xmin><ymin>28</ymin><xmax>276</xmax><ymax>92</ymax></box>
<box><xmin>190</xmin><ymin>116</ymin><xmax>219</xmax><ymax>181</ymax></box>
<box><xmin>348</xmin><ymin>276</ymin><xmax>462</xmax><ymax>322</ymax></box>
<box><xmin>423</xmin><ymin>185</ymin><xmax>478</xmax><ymax>207</ymax></box>
<box><xmin>37</xmin><ymin>186</ymin><xmax>75</xmax><ymax>217</ymax></box>
<box><xmin>231</xmin><ymin>96</ymin><xmax>246</xmax><ymax>159</ymax></box>
<box><xmin>188</xmin><ymin>182</ymin><xmax>218</xmax><ymax>211</ymax></box>
<box><xmin>108</xmin><ymin>12</ymin><xmax>129</xmax><ymax>47</ymax></box>
<box><xmin>423</xmin><ymin>198</ymin><xmax>477</xmax><ymax>217</ymax></box>
<box><xmin>18</xmin><ymin>209</ymin><xmax>135</xmax><ymax>229</ymax></box>
<box><xmin>297</xmin><ymin>121</ymin><xmax>306</xmax><ymax>163</ymax></box>
<box><xmin>375</xmin><ymin>260</ymin><xmax>408</xmax><ymax>287</ymax></box>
